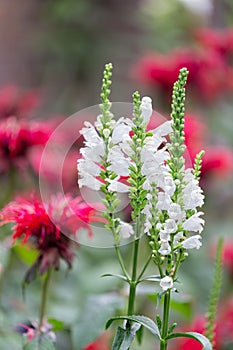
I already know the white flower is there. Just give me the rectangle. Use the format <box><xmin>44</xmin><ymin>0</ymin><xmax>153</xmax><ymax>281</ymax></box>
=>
<box><xmin>157</xmin><ymin>192</ymin><xmax>172</xmax><ymax>210</ymax></box>
<box><xmin>159</xmin><ymin>231</ymin><xmax>170</xmax><ymax>242</ymax></box>
<box><xmin>141</xmin><ymin>96</ymin><xmax>152</xmax><ymax>124</ymax></box>
<box><xmin>183</xmin><ymin>189</ymin><xmax>205</xmax><ymax>210</ymax></box>
<box><xmin>111</xmin><ymin>118</ymin><xmax>132</xmax><ymax>144</ymax></box>
<box><xmin>108</xmin><ymin>179</ymin><xmax>129</xmax><ymax>193</ymax></box>
<box><xmin>173</xmin><ymin>232</ymin><xmax>184</xmax><ymax>245</ymax></box>
<box><xmin>80</xmin><ymin>143</ymin><xmax>105</xmax><ymax>162</ymax></box>
<box><xmin>160</xmin><ymin>276</ymin><xmax>173</xmax><ymax>291</ymax></box>
<box><xmin>78</xmin><ymin>173</ymin><xmax>101</xmax><ymax>190</ymax></box>
<box><xmin>108</xmin><ymin>146</ymin><xmax>130</xmax><ymax>176</ymax></box>
<box><xmin>163</xmin><ymin>219</ymin><xmax>177</xmax><ymax>233</ymax></box>
<box><xmin>153</xmin><ymin>120</ymin><xmax>173</xmax><ymax>137</ymax></box>
<box><xmin>159</xmin><ymin>242</ymin><xmax>171</xmax><ymax>255</ymax></box>
<box><xmin>80</xmin><ymin>121</ymin><xmax>102</xmax><ymax>144</ymax></box>
<box><xmin>182</xmin><ymin>235</ymin><xmax>202</xmax><ymax>249</ymax></box>
<box><xmin>168</xmin><ymin>203</ymin><xmax>185</xmax><ymax>222</ymax></box>
<box><xmin>119</xmin><ymin>221</ymin><xmax>134</xmax><ymax>238</ymax></box>
<box><xmin>77</xmin><ymin>159</ymin><xmax>101</xmax><ymax>177</ymax></box>
<box><xmin>156</xmin><ymin>173</ymin><xmax>176</xmax><ymax>196</ymax></box>
<box><xmin>182</xmin><ymin>212</ymin><xmax>205</xmax><ymax>233</ymax></box>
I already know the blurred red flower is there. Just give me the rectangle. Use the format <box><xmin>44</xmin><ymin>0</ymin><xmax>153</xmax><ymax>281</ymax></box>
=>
<box><xmin>0</xmin><ymin>85</ymin><xmax>39</xmax><ymax>119</ymax></box>
<box><xmin>169</xmin><ymin>316</ymin><xmax>220</xmax><ymax>350</ymax></box>
<box><xmin>184</xmin><ymin>115</ymin><xmax>233</xmax><ymax>180</ymax></box>
<box><xmin>133</xmin><ymin>48</ymin><xmax>226</xmax><ymax>102</ymax></box>
<box><xmin>0</xmin><ymin>116</ymin><xmax>51</xmax><ymax>173</ymax></box>
<box><xmin>0</xmin><ymin>194</ymin><xmax>102</xmax><ymax>275</ymax></box>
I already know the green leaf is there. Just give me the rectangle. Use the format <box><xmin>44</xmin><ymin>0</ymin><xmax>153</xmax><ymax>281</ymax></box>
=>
<box><xmin>101</xmin><ymin>273</ymin><xmax>129</xmax><ymax>282</ymax></box>
<box><xmin>138</xmin><ymin>275</ymin><xmax>160</xmax><ymax>283</ymax></box>
<box><xmin>13</xmin><ymin>244</ymin><xmax>38</xmax><ymax>265</ymax></box>
<box><xmin>106</xmin><ymin>315</ymin><xmax>161</xmax><ymax>340</ymax></box>
<box><xmin>23</xmin><ymin>335</ymin><xmax>56</xmax><ymax>350</ymax></box>
<box><xmin>167</xmin><ymin>332</ymin><xmax>212</xmax><ymax>349</ymax></box>
<box><xmin>112</xmin><ymin>326</ymin><xmax>136</xmax><ymax>350</ymax></box>
<box><xmin>47</xmin><ymin>318</ymin><xmax>64</xmax><ymax>332</ymax></box>
<box><xmin>72</xmin><ymin>294</ymin><xmax>123</xmax><ymax>350</ymax></box>
<box><xmin>136</xmin><ymin>324</ymin><xmax>144</xmax><ymax>345</ymax></box>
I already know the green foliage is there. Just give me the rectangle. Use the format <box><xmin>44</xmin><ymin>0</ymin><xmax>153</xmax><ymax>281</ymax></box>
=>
<box><xmin>112</xmin><ymin>326</ymin><xmax>138</xmax><ymax>350</ymax></box>
<box><xmin>193</xmin><ymin>150</ymin><xmax>205</xmax><ymax>182</ymax></box>
<box><xmin>168</xmin><ymin>68</ymin><xmax>189</xmax><ymax>180</ymax></box>
<box><xmin>167</xmin><ymin>332</ymin><xmax>212</xmax><ymax>349</ymax></box>
<box><xmin>23</xmin><ymin>334</ymin><xmax>56</xmax><ymax>350</ymax></box>
<box><xmin>204</xmin><ymin>237</ymin><xmax>224</xmax><ymax>346</ymax></box>
<box><xmin>106</xmin><ymin>315</ymin><xmax>161</xmax><ymax>340</ymax></box>
<box><xmin>72</xmin><ymin>294</ymin><xmax>123</xmax><ymax>350</ymax></box>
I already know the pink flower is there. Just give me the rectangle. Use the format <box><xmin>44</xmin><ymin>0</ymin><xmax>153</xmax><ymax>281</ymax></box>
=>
<box><xmin>0</xmin><ymin>117</ymin><xmax>51</xmax><ymax>173</ymax></box>
<box><xmin>184</xmin><ymin>115</ymin><xmax>233</xmax><ymax>180</ymax></box>
<box><xmin>133</xmin><ymin>48</ymin><xmax>226</xmax><ymax>102</ymax></box>
<box><xmin>0</xmin><ymin>194</ymin><xmax>102</xmax><ymax>274</ymax></box>
<box><xmin>0</xmin><ymin>85</ymin><xmax>39</xmax><ymax>119</ymax></box>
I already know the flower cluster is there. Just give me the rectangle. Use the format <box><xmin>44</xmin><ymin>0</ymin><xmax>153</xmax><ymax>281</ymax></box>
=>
<box><xmin>133</xmin><ymin>27</ymin><xmax>233</xmax><ymax>103</ymax></box>
<box><xmin>78</xmin><ymin>65</ymin><xmax>205</xmax><ymax>292</ymax></box>
<box><xmin>0</xmin><ymin>116</ymin><xmax>52</xmax><ymax>174</ymax></box>
<box><xmin>0</xmin><ymin>194</ymin><xmax>100</xmax><ymax>275</ymax></box>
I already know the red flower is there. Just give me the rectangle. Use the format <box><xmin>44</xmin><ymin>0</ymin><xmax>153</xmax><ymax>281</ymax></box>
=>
<box><xmin>133</xmin><ymin>48</ymin><xmax>226</xmax><ymax>102</ymax></box>
<box><xmin>196</xmin><ymin>28</ymin><xmax>233</xmax><ymax>58</ymax></box>
<box><xmin>0</xmin><ymin>194</ymin><xmax>102</xmax><ymax>275</ymax></box>
<box><xmin>170</xmin><ymin>316</ymin><xmax>220</xmax><ymax>350</ymax></box>
<box><xmin>216</xmin><ymin>240</ymin><xmax>233</xmax><ymax>277</ymax></box>
<box><xmin>0</xmin><ymin>117</ymin><xmax>51</xmax><ymax>172</ymax></box>
<box><xmin>0</xmin><ymin>85</ymin><xmax>39</xmax><ymax>119</ymax></box>
<box><xmin>201</xmin><ymin>146</ymin><xmax>233</xmax><ymax>178</ymax></box>
<box><xmin>184</xmin><ymin>115</ymin><xmax>233</xmax><ymax>180</ymax></box>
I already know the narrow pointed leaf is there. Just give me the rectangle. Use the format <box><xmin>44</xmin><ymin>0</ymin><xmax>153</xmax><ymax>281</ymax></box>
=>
<box><xmin>106</xmin><ymin>315</ymin><xmax>161</xmax><ymax>340</ymax></box>
<box><xmin>101</xmin><ymin>273</ymin><xmax>129</xmax><ymax>282</ymax></box>
<box><xmin>167</xmin><ymin>332</ymin><xmax>212</xmax><ymax>349</ymax></box>
<box><xmin>112</xmin><ymin>327</ymin><xmax>136</xmax><ymax>350</ymax></box>
<box><xmin>138</xmin><ymin>275</ymin><xmax>161</xmax><ymax>283</ymax></box>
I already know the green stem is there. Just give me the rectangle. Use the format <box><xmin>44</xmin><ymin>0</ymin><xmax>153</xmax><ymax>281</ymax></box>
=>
<box><xmin>39</xmin><ymin>269</ymin><xmax>51</xmax><ymax>333</ymax></box>
<box><xmin>160</xmin><ymin>290</ymin><xmax>171</xmax><ymax>350</ymax></box>
<box><xmin>137</xmin><ymin>254</ymin><xmax>151</xmax><ymax>282</ymax></box>
<box><xmin>127</xmin><ymin>238</ymin><xmax>139</xmax><ymax>316</ymax></box>
<box><xmin>115</xmin><ymin>245</ymin><xmax>130</xmax><ymax>281</ymax></box>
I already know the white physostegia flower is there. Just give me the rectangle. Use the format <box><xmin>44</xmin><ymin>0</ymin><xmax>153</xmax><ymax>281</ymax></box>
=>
<box><xmin>108</xmin><ymin>145</ymin><xmax>131</xmax><ymax>177</ymax></box>
<box><xmin>168</xmin><ymin>203</ymin><xmax>185</xmax><ymax>222</ymax></box>
<box><xmin>182</xmin><ymin>212</ymin><xmax>205</xmax><ymax>233</ymax></box>
<box><xmin>158</xmin><ymin>242</ymin><xmax>171</xmax><ymax>256</ymax></box>
<box><xmin>160</xmin><ymin>276</ymin><xmax>173</xmax><ymax>291</ymax></box>
<box><xmin>119</xmin><ymin>221</ymin><xmax>134</xmax><ymax>239</ymax></box>
<box><xmin>107</xmin><ymin>178</ymin><xmax>129</xmax><ymax>193</ymax></box>
<box><xmin>157</xmin><ymin>192</ymin><xmax>172</xmax><ymax>211</ymax></box>
<box><xmin>111</xmin><ymin>118</ymin><xmax>132</xmax><ymax>144</ymax></box>
<box><xmin>78</xmin><ymin>173</ymin><xmax>102</xmax><ymax>190</ymax></box>
<box><xmin>141</xmin><ymin>96</ymin><xmax>153</xmax><ymax>124</ymax></box>
<box><xmin>173</xmin><ymin>232</ymin><xmax>184</xmax><ymax>246</ymax></box>
<box><xmin>182</xmin><ymin>235</ymin><xmax>202</xmax><ymax>249</ymax></box>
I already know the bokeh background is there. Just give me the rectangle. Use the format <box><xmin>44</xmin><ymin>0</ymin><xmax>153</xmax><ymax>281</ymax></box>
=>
<box><xmin>0</xmin><ymin>0</ymin><xmax>233</xmax><ymax>349</ymax></box>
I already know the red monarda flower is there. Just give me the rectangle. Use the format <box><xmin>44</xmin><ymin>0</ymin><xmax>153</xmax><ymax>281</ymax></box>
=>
<box><xmin>0</xmin><ymin>85</ymin><xmax>39</xmax><ymax>119</ymax></box>
<box><xmin>184</xmin><ymin>115</ymin><xmax>233</xmax><ymax>180</ymax></box>
<box><xmin>0</xmin><ymin>195</ymin><xmax>102</xmax><ymax>275</ymax></box>
<box><xmin>133</xmin><ymin>48</ymin><xmax>226</xmax><ymax>101</ymax></box>
<box><xmin>0</xmin><ymin>117</ymin><xmax>51</xmax><ymax>172</ymax></box>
